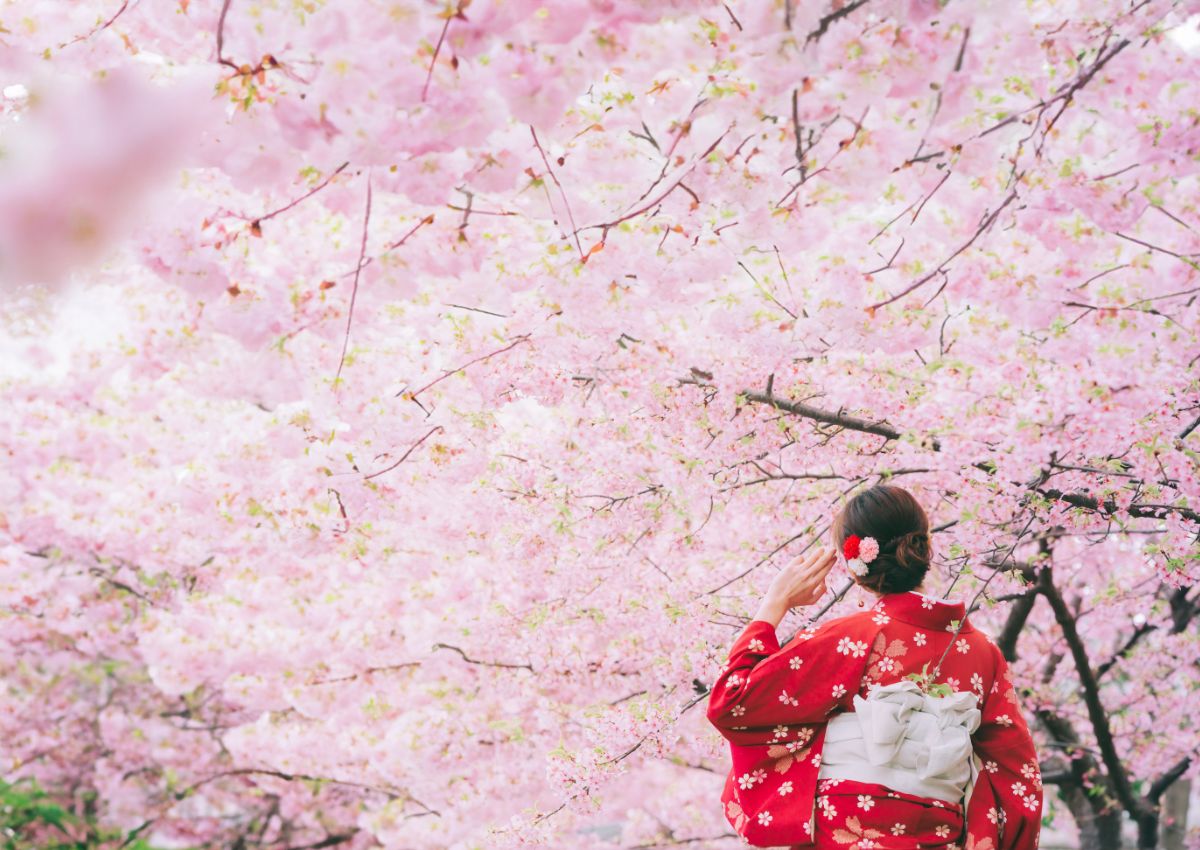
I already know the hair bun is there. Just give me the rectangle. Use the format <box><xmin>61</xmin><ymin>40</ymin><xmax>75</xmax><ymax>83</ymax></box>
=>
<box><xmin>833</xmin><ymin>485</ymin><xmax>933</xmax><ymax>595</ymax></box>
<box><xmin>891</xmin><ymin>529</ymin><xmax>932</xmax><ymax>573</ymax></box>
<box><xmin>855</xmin><ymin>529</ymin><xmax>931</xmax><ymax>595</ymax></box>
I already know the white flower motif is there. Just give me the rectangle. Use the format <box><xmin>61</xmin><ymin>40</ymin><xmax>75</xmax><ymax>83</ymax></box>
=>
<box><xmin>798</xmin><ymin>628</ymin><xmax>817</xmax><ymax>641</ymax></box>
<box><xmin>921</xmin><ymin>596</ymin><xmax>936</xmax><ymax>609</ymax></box>
<box><xmin>858</xmin><ymin>795</ymin><xmax>875</xmax><ymax>810</ymax></box>
<box><xmin>726</xmin><ymin>674</ymin><xmax>743</xmax><ymax>689</ymax></box>
<box><xmin>832</xmin><ymin>683</ymin><xmax>847</xmax><ymax>698</ymax></box>
<box><xmin>913</xmin><ymin>632</ymin><xmax>927</xmax><ymax>646</ymax></box>
<box><xmin>946</xmin><ymin>677</ymin><xmax>960</xmax><ymax>691</ymax></box>
<box><xmin>872</xmin><ymin>612</ymin><xmax>890</xmax><ymax>625</ymax></box>
<box><xmin>847</xmin><ymin>640</ymin><xmax>869</xmax><ymax>658</ymax></box>
<box><xmin>772</xmin><ymin>725</ymin><xmax>788</xmax><ymax>740</ymax></box>
<box><xmin>995</xmin><ymin>714</ymin><xmax>1014</xmax><ymax>726</ymax></box>
<box><xmin>731</xmin><ymin>705</ymin><xmax>746</xmax><ymax>716</ymax></box>
<box><xmin>748</xmin><ymin>638</ymin><xmax>765</xmax><ymax>652</ymax></box>
<box><xmin>1012</xmin><ymin>781</ymin><xmax>1027</xmax><ymax>797</ymax></box>
<box><xmin>812</xmin><ymin>752</ymin><xmax>821</xmax><ymax>769</ymax></box>
<box><xmin>818</xmin><ymin>796</ymin><xmax>837</xmax><ymax>819</ymax></box>
<box><xmin>891</xmin><ymin>822</ymin><xmax>907</xmax><ymax>835</ymax></box>
<box><xmin>1024</xmin><ymin>793</ymin><xmax>1040</xmax><ymax>811</ymax></box>
<box><xmin>936</xmin><ymin>824</ymin><xmax>951</xmax><ymax>838</ymax></box>
<box><xmin>778</xmin><ymin>781</ymin><xmax>794</xmax><ymax>796</ymax></box>
<box><xmin>757</xmin><ymin>811</ymin><xmax>773</xmax><ymax>826</ymax></box>
<box><xmin>751</xmin><ymin>769</ymin><xmax>767</xmax><ymax>785</ymax></box>
<box><xmin>956</xmin><ymin>638</ymin><xmax>971</xmax><ymax>654</ymax></box>
<box><xmin>837</xmin><ymin>637</ymin><xmax>854</xmax><ymax>655</ymax></box>
<box><xmin>1022</xmin><ymin>760</ymin><xmax>1042</xmax><ymax>787</ymax></box>
<box><xmin>738</xmin><ymin>773</ymin><xmax>756</xmax><ymax>789</ymax></box>
<box><xmin>987</xmin><ymin>807</ymin><xmax>1001</xmax><ymax>824</ymax></box>
<box><xmin>789</xmin><ymin>656</ymin><xmax>803</xmax><ymax>669</ymax></box>
<box><xmin>877</xmin><ymin>657</ymin><xmax>897</xmax><ymax>673</ymax></box>
<box><xmin>971</xmin><ymin>673</ymin><xmax>985</xmax><ymax>694</ymax></box>
<box><xmin>985</xmin><ymin>760</ymin><xmax>999</xmax><ymax>774</ymax></box>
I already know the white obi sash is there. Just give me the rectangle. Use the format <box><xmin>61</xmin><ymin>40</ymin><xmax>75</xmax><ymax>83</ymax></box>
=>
<box><xmin>817</xmin><ymin>680</ymin><xmax>982</xmax><ymax>804</ymax></box>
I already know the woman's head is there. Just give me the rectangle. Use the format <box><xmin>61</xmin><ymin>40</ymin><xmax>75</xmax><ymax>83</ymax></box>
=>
<box><xmin>831</xmin><ymin>484</ymin><xmax>932</xmax><ymax>595</ymax></box>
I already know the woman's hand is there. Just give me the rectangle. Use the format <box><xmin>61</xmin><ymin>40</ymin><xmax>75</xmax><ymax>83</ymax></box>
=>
<box><xmin>753</xmin><ymin>546</ymin><xmax>837</xmax><ymax>627</ymax></box>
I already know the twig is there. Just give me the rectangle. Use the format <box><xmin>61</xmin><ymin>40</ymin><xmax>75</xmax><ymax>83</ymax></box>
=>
<box><xmin>335</xmin><ymin>173</ymin><xmax>372</xmax><ymax>384</ymax></box>
<box><xmin>431</xmin><ymin>643</ymin><xmax>534</xmax><ymax>671</ymax></box>
<box><xmin>243</xmin><ymin>162</ymin><xmax>350</xmax><ymax>234</ymax></box>
<box><xmin>61</xmin><ymin>0</ymin><xmax>131</xmax><ymax>48</ymax></box>
<box><xmin>806</xmin><ymin>0</ymin><xmax>870</xmax><ymax>45</ymax></box>
<box><xmin>398</xmin><ymin>334</ymin><xmax>532</xmax><ymax>402</ymax></box>
<box><xmin>531</xmin><ymin>126</ymin><xmax>585</xmax><ymax>260</ymax></box>
<box><xmin>363</xmin><ymin>425</ymin><xmax>445</xmax><ymax>480</ymax></box>
<box><xmin>422</xmin><ymin>3</ymin><xmax>466</xmax><ymax>102</ymax></box>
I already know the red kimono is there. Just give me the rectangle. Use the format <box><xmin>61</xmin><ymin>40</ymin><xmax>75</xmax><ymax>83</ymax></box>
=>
<box><xmin>706</xmin><ymin>590</ymin><xmax>1042</xmax><ymax>850</ymax></box>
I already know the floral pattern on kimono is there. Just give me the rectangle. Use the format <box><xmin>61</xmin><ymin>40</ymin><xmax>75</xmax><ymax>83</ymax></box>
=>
<box><xmin>707</xmin><ymin>591</ymin><xmax>1042</xmax><ymax>850</ymax></box>
<box><xmin>707</xmin><ymin>611</ymin><xmax>882</xmax><ymax>847</ymax></box>
<box><xmin>814</xmin><ymin>777</ymin><xmax>966</xmax><ymax>849</ymax></box>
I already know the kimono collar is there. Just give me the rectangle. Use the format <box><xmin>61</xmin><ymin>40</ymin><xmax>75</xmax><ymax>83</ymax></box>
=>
<box><xmin>872</xmin><ymin>590</ymin><xmax>973</xmax><ymax>633</ymax></box>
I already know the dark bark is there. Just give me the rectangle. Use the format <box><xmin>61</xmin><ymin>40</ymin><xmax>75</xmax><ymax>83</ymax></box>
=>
<box><xmin>995</xmin><ymin>588</ymin><xmax>1038</xmax><ymax>662</ymax></box>
<box><xmin>1160</xmin><ymin>778</ymin><xmax>1189</xmax><ymax>850</ymax></box>
<box><xmin>1035</xmin><ymin>708</ymin><xmax>1125</xmax><ymax>849</ymax></box>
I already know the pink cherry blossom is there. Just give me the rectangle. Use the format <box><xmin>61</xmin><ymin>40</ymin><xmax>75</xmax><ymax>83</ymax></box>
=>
<box><xmin>0</xmin><ymin>2</ymin><xmax>1195</xmax><ymax>849</ymax></box>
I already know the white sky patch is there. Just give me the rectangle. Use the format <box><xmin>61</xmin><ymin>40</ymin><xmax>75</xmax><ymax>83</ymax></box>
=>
<box><xmin>1169</xmin><ymin>14</ymin><xmax>1200</xmax><ymax>51</ymax></box>
<box><xmin>0</xmin><ymin>282</ymin><xmax>132</xmax><ymax>383</ymax></box>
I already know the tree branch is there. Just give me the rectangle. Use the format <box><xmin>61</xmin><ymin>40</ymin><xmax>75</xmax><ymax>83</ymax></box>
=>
<box><xmin>1038</xmin><ymin>567</ymin><xmax>1149</xmax><ymax>822</ymax></box>
<box><xmin>805</xmin><ymin>0</ymin><xmax>870</xmax><ymax>45</ymax></box>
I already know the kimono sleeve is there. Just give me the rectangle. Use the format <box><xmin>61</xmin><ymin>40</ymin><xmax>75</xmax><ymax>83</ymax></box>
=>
<box><xmin>965</xmin><ymin>641</ymin><xmax>1044</xmax><ymax>850</ymax></box>
<box><xmin>705</xmin><ymin>615</ymin><xmax>876</xmax><ymax>744</ymax></box>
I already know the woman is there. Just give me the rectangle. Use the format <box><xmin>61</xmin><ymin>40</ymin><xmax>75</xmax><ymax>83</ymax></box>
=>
<box><xmin>706</xmin><ymin>485</ymin><xmax>1042</xmax><ymax>850</ymax></box>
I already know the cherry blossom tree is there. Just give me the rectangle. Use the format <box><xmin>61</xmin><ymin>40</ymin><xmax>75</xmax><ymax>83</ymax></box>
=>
<box><xmin>1</xmin><ymin>1</ymin><xmax>1198</xmax><ymax>849</ymax></box>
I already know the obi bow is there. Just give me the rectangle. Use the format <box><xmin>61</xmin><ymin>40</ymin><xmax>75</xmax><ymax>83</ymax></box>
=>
<box><xmin>852</xmin><ymin>679</ymin><xmax>981</xmax><ymax>781</ymax></box>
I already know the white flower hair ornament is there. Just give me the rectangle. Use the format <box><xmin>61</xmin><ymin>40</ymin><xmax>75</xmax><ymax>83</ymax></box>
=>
<box><xmin>842</xmin><ymin>534</ymin><xmax>880</xmax><ymax>577</ymax></box>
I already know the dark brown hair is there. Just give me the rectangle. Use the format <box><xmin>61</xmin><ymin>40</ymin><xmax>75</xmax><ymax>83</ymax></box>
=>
<box><xmin>831</xmin><ymin>484</ymin><xmax>932</xmax><ymax>595</ymax></box>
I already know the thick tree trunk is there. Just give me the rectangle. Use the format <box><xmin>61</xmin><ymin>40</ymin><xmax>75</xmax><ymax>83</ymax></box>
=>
<box><xmin>1160</xmin><ymin>778</ymin><xmax>1189</xmax><ymax>850</ymax></box>
<box><xmin>1057</xmin><ymin>783</ymin><xmax>1124</xmax><ymax>850</ymax></box>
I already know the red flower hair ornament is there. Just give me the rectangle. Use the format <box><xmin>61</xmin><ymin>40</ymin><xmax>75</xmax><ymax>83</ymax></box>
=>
<box><xmin>842</xmin><ymin>534</ymin><xmax>880</xmax><ymax>577</ymax></box>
